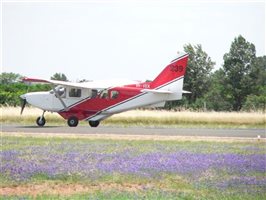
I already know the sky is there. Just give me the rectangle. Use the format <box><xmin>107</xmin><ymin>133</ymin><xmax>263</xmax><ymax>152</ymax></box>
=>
<box><xmin>1</xmin><ymin>0</ymin><xmax>265</xmax><ymax>82</ymax></box>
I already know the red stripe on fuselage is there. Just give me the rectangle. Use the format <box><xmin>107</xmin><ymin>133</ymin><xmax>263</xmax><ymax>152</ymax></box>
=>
<box><xmin>58</xmin><ymin>54</ymin><xmax>188</xmax><ymax>121</ymax></box>
<box><xmin>58</xmin><ymin>87</ymin><xmax>142</xmax><ymax>120</ymax></box>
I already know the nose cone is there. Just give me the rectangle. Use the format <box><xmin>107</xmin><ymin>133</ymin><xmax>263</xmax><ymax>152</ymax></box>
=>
<box><xmin>20</xmin><ymin>92</ymin><xmax>53</xmax><ymax>111</ymax></box>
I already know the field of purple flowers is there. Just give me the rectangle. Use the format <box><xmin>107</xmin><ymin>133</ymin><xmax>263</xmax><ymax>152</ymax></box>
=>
<box><xmin>1</xmin><ymin>136</ymin><xmax>265</xmax><ymax>199</ymax></box>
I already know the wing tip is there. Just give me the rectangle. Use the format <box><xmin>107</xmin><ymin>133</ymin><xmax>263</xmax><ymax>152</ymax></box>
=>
<box><xmin>22</xmin><ymin>77</ymin><xmax>49</xmax><ymax>83</ymax></box>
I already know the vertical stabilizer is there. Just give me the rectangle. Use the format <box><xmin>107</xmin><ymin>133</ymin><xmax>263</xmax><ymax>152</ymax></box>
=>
<box><xmin>150</xmin><ymin>52</ymin><xmax>189</xmax><ymax>100</ymax></box>
<box><xmin>151</xmin><ymin>52</ymin><xmax>188</xmax><ymax>89</ymax></box>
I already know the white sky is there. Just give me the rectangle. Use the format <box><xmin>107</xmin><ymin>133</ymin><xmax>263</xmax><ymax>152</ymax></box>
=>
<box><xmin>1</xmin><ymin>0</ymin><xmax>265</xmax><ymax>81</ymax></box>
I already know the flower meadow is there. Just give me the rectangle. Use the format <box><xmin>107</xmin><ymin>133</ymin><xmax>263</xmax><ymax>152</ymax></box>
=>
<box><xmin>0</xmin><ymin>136</ymin><xmax>266</xmax><ymax>199</ymax></box>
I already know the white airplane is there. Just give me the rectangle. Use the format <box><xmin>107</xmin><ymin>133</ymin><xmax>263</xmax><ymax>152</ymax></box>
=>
<box><xmin>21</xmin><ymin>52</ymin><xmax>189</xmax><ymax>127</ymax></box>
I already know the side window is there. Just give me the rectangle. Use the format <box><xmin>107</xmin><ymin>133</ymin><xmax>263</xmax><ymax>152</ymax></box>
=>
<box><xmin>69</xmin><ymin>88</ymin><xmax>82</xmax><ymax>97</ymax></box>
<box><xmin>100</xmin><ymin>89</ymin><xmax>108</xmax><ymax>99</ymax></box>
<box><xmin>110</xmin><ymin>90</ymin><xmax>119</xmax><ymax>99</ymax></box>
<box><xmin>91</xmin><ymin>89</ymin><xmax>98</xmax><ymax>99</ymax></box>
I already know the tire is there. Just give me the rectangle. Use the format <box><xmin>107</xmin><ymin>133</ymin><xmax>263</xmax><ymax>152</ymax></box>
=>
<box><xmin>67</xmin><ymin>116</ymin><xmax>79</xmax><ymax>127</ymax></box>
<box><xmin>89</xmin><ymin>120</ymin><xmax>100</xmax><ymax>127</ymax></box>
<box><xmin>36</xmin><ymin>116</ymin><xmax>46</xmax><ymax>127</ymax></box>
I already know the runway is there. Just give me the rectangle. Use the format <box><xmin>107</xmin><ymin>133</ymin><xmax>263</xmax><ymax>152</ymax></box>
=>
<box><xmin>1</xmin><ymin>124</ymin><xmax>265</xmax><ymax>138</ymax></box>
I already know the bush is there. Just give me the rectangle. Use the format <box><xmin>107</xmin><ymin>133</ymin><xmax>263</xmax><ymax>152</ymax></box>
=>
<box><xmin>0</xmin><ymin>83</ymin><xmax>51</xmax><ymax>106</ymax></box>
<box><xmin>242</xmin><ymin>94</ymin><xmax>266</xmax><ymax>111</ymax></box>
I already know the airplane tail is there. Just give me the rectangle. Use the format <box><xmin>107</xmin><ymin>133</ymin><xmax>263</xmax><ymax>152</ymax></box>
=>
<box><xmin>126</xmin><ymin>52</ymin><xmax>188</xmax><ymax>103</ymax></box>
<box><xmin>151</xmin><ymin>52</ymin><xmax>189</xmax><ymax>89</ymax></box>
<box><xmin>148</xmin><ymin>52</ymin><xmax>188</xmax><ymax>101</ymax></box>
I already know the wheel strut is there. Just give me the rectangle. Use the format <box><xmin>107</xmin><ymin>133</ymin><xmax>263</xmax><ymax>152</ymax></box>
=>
<box><xmin>36</xmin><ymin>110</ymin><xmax>46</xmax><ymax>127</ymax></box>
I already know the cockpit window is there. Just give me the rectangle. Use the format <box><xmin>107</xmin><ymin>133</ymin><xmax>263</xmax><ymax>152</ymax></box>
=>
<box><xmin>50</xmin><ymin>86</ymin><xmax>66</xmax><ymax>98</ymax></box>
<box><xmin>58</xmin><ymin>87</ymin><xmax>66</xmax><ymax>97</ymax></box>
<box><xmin>100</xmin><ymin>89</ymin><xmax>108</xmax><ymax>99</ymax></box>
<box><xmin>69</xmin><ymin>88</ymin><xmax>81</xmax><ymax>97</ymax></box>
<box><xmin>110</xmin><ymin>91</ymin><xmax>119</xmax><ymax>99</ymax></box>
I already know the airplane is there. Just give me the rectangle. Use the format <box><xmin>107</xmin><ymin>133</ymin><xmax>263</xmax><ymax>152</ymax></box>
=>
<box><xmin>20</xmin><ymin>52</ymin><xmax>189</xmax><ymax>127</ymax></box>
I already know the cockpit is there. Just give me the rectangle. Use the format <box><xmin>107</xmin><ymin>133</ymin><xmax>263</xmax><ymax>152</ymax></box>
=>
<box><xmin>49</xmin><ymin>86</ymin><xmax>119</xmax><ymax>100</ymax></box>
<box><xmin>49</xmin><ymin>86</ymin><xmax>100</xmax><ymax>99</ymax></box>
<box><xmin>50</xmin><ymin>86</ymin><xmax>66</xmax><ymax>97</ymax></box>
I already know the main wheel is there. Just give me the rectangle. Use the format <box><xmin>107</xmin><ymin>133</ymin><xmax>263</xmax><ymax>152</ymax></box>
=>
<box><xmin>89</xmin><ymin>120</ymin><xmax>100</xmax><ymax>127</ymax></box>
<box><xmin>36</xmin><ymin>116</ymin><xmax>46</xmax><ymax>127</ymax></box>
<box><xmin>67</xmin><ymin>116</ymin><xmax>79</xmax><ymax>127</ymax></box>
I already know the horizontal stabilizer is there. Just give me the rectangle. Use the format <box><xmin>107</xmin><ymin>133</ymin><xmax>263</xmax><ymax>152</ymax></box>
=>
<box><xmin>182</xmin><ymin>90</ymin><xmax>191</xmax><ymax>94</ymax></box>
<box><xmin>141</xmin><ymin>89</ymin><xmax>173</xmax><ymax>94</ymax></box>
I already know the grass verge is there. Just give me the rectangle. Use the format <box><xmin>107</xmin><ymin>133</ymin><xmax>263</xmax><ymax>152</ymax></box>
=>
<box><xmin>1</xmin><ymin>107</ymin><xmax>265</xmax><ymax>128</ymax></box>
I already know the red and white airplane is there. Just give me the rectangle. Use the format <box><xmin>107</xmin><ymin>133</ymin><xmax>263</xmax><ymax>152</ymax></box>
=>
<box><xmin>20</xmin><ymin>52</ymin><xmax>189</xmax><ymax>127</ymax></box>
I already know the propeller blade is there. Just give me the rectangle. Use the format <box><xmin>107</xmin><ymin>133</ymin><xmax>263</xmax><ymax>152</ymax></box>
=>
<box><xmin>20</xmin><ymin>98</ymin><xmax>27</xmax><ymax>115</ymax></box>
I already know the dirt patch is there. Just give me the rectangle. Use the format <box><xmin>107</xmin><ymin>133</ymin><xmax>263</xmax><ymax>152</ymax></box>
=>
<box><xmin>0</xmin><ymin>182</ymin><xmax>147</xmax><ymax>197</ymax></box>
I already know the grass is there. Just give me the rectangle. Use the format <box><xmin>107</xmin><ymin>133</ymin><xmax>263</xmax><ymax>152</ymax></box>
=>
<box><xmin>1</xmin><ymin>107</ymin><xmax>265</xmax><ymax>128</ymax></box>
<box><xmin>0</xmin><ymin>191</ymin><xmax>203</xmax><ymax>200</ymax></box>
<box><xmin>0</xmin><ymin>135</ymin><xmax>265</xmax><ymax>199</ymax></box>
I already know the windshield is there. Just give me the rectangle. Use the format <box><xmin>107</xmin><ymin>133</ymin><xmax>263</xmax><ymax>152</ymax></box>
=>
<box><xmin>50</xmin><ymin>86</ymin><xmax>66</xmax><ymax>98</ymax></box>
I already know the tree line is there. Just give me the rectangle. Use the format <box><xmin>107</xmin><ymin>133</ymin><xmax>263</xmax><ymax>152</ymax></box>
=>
<box><xmin>1</xmin><ymin>35</ymin><xmax>265</xmax><ymax>111</ymax></box>
<box><xmin>167</xmin><ymin>35</ymin><xmax>265</xmax><ymax>111</ymax></box>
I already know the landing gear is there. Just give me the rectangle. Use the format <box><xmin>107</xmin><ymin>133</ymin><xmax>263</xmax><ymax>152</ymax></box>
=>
<box><xmin>67</xmin><ymin>116</ymin><xmax>79</xmax><ymax>127</ymax></box>
<box><xmin>89</xmin><ymin>120</ymin><xmax>100</xmax><ymax>127</ymax></box>
<box><xmin>36</xmin><ymin>111</ymin><xmax>46</xmax><ymax>127</ymax></box>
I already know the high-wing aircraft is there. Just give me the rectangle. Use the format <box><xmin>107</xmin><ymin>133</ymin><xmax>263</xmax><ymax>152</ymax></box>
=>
<box><xmin>20</xmin><ymin>52</ymin><xmax>189</xmax><ymax>127</ymax></box>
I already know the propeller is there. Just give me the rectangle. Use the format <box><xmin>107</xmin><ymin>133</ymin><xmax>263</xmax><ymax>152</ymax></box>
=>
<box><xmin>20</xmin><ymin>95</ymin><xmax>27</xmax><ymax>115</ymax></box>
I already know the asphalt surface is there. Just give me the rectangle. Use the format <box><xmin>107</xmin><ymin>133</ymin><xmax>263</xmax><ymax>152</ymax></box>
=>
<box><xmin>1</xmin><ymin>124</ymin><xmax>265</xmax><ymax>138</ymax></box>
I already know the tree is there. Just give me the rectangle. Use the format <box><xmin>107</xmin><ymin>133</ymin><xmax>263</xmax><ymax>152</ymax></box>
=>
<box><xmin>222</xmin><ymin>35</ymin><xmax>256</xmax><ymax>111</ymax></box>
<box><xmin>203</xmin><ymin>69</ymin><xmax>232</xmax><ymax>111</ymax></box>
<box><xmin>50</xmin><ymin>73</ymin><xmax>68</xmax><ymax>81</ymax></box>
<box><xmin>165</xmin><ymin>44</ymin><xmax>215</xmax><ymax>110</ymax></box>
<box><xmin>183</xmin><ymin>44</ymin><xmax>215</xmax><ymax>104</ymax></box>
<box><xmin>0</xmin><ymin>72</ymin><xmax>53</xmax><ymax>106</ymax></box>
<box><xmin>249</xmin><ymin>56</ymin><xmax>266</xmax><ymax>94</ymax></box>
<box><xmin>0</xmin><ymin>72</ymin><xmax>22</xmax><ymax>84</ymax></box>
<box><xmin>242</xmin><ymin>56</ymin><xmax>266</xmax><ymax>111</ymax></box>
<box><xmin>0</xmin><ymin>81</ymin><xmax>51</xmax><ymax>106</ymax></box>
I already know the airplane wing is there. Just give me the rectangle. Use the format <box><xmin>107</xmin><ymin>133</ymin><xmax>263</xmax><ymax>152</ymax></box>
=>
<box><xmin>141</xmin><ymin>89</ymin><xmax>173</xmax><ymax>94</ymax></box>
<box><xmin>22</xmin><ymin>77</ymin><xmax>140</xmax><ymax>89</ymax></box>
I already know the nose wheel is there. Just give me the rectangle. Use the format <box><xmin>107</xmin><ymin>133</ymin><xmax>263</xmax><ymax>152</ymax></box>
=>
<box><xmin>36</xmin><ymin>111</ymin><xmax>46</xmax><ymax>127</ymax></box>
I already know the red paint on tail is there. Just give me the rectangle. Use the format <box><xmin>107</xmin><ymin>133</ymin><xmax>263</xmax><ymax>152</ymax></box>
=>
<box><xmin>151</xmin><ymin>54</ymin><xmax>189</xmax><ymax>89</ymax></box>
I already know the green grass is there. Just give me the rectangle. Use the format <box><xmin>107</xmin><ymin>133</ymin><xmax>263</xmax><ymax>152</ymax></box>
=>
<box><xmin>0</xmin><ymin>191</ymin><xmax>201</xmax><ymax>200</ymax></box>
<box><xmin>1</xmin><ymin>189</ymin><xmax>265</xmax><ymax>200</ymax></box>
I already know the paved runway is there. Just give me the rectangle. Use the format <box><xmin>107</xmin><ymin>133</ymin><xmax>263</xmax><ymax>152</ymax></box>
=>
<box><xmin>1</xmin><ymin>124</ymin><xmax>265</xmax><ymax>138</ymax></box>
